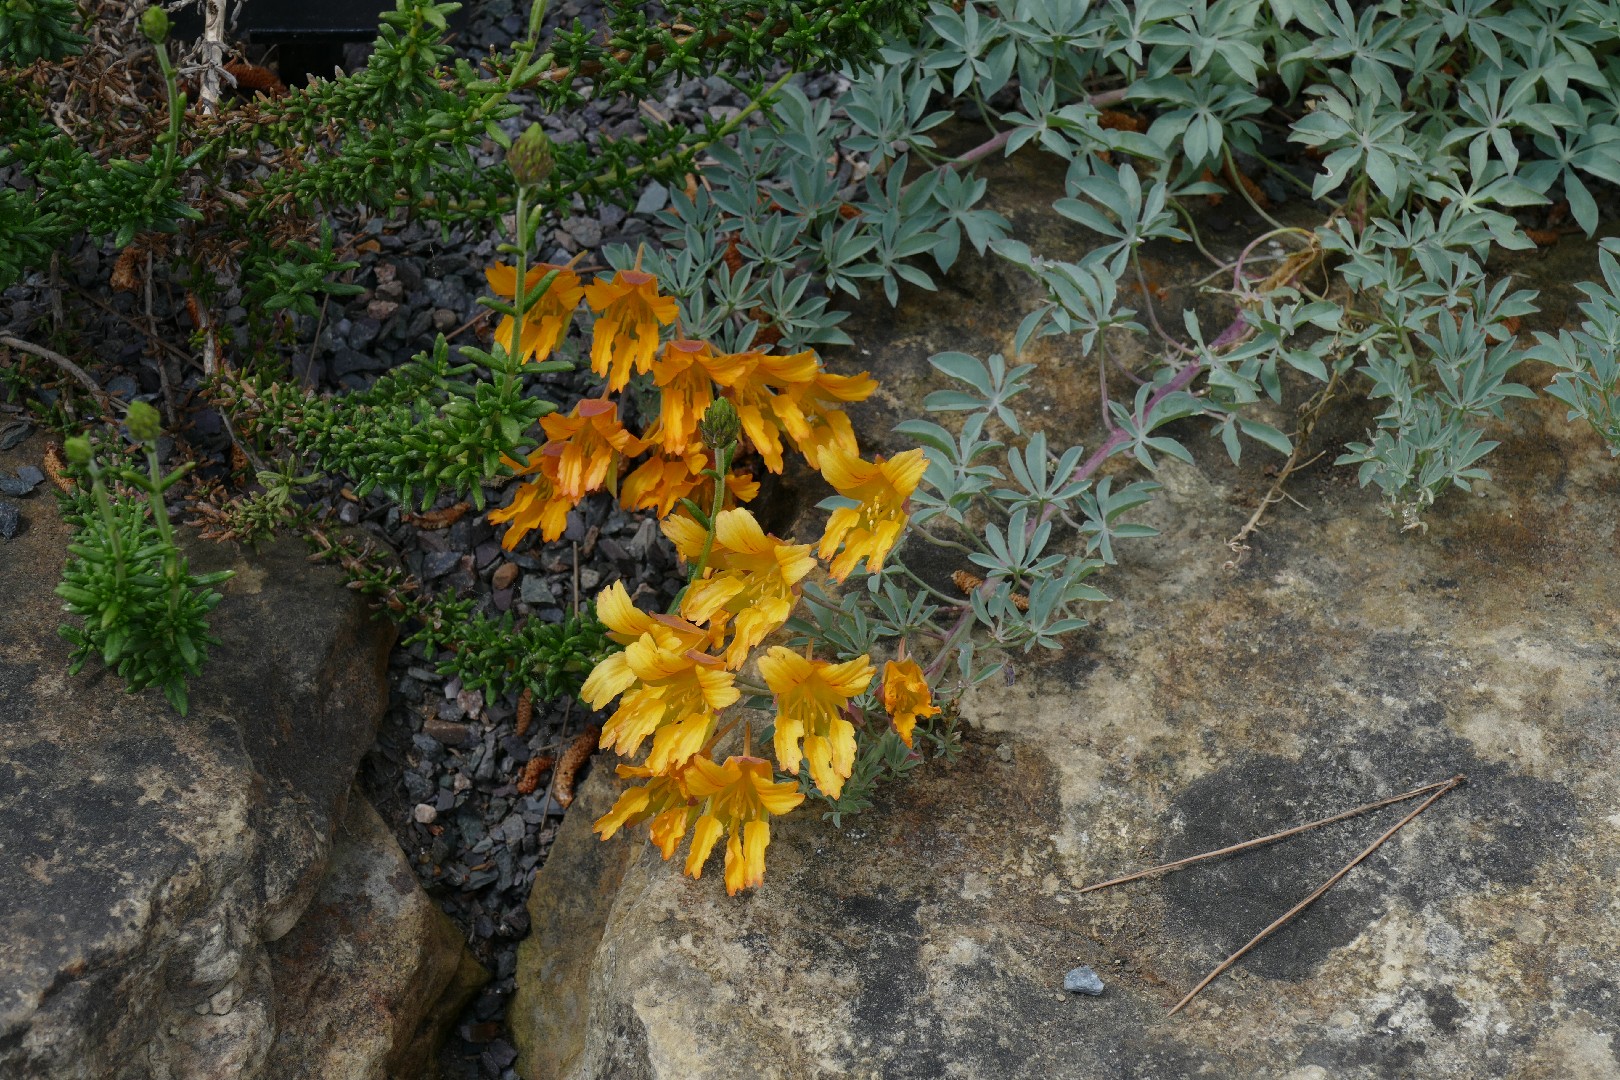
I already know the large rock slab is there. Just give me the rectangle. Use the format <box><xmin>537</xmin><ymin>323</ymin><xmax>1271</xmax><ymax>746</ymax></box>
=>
<box><xmin>511</xmin><ymin>151</ymin><xmax>1620</xmax><ymax>1078</ymax></box>
<box><xmin>267</xmin><ymin>790</ymin><xmax>487</xmax><ymax>1080</ymax></box>
<box><xmin>0</xmin><ymin>434</ymin><xmax>468</xmax><ymax>1078</ymax></box>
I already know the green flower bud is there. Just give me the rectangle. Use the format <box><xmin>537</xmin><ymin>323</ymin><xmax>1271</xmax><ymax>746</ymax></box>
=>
<box><xmin>507</xmin><ymin>123</ymin><xmax>554</xmax><ymax>187</ymax></box>
<box><xmin>63</xmin><ymin>436</ymin><xmax>92</xmax><ymax>465</ymax></box>
<box><xmin>125</xmin><ymin>400</ymin><xmax>163</xmax><ymax>443</ymax></box>
<box><xmin>139</xmin><ymin>5</ymin><xmax>169</xmax><ymax>43</ymax></box>
<box><xmin>699</xmin><ymin>397</ymin><xmax>740</xmax><ymax>454</ymax></box>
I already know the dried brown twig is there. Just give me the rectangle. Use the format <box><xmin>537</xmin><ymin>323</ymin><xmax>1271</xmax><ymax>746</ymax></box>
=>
<box><xmin>1077</xmin><ymin>774</ymin><xmax>1458</xmax><ymax>894</ymax></box>
<box><xmin>1167</xmin><ymin>775</ymin><xmax>1464</xmax><ymax>1015</ymax></box>
<box><xmin>1079</xmin><ymin>774</ymin><xmax>1466</xmax><ymax>1016</ymax></box>
<box><xmin>1224</xmin><ymin>369</ymin><xmax>1343</xmax><ymax>566</ymax></box>
<box><xmin>1</xmin><ymin>335</ymin><xmax>115</xmax><ymax>411</ymax></box>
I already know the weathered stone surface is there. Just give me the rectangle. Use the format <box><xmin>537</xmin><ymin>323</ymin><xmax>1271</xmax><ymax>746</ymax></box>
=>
<box><xmin>0</xmin><ymin>433</ymin><xmax>401</xmax><ymax>1078</ymax></box>
<box><xmin>509</xmin><ymin>764</ymin><xmax>633</xmax><ymax>1079</ymax></box>
<box><xmin>267</xmin><ymin>791</ymin><xmax>487</xmax><ymax>1080</ymax></box>
<box><xmin>512</xmin><ymin>149</ymin><xmax>1620</xmax><ymax>1078</ymax></box>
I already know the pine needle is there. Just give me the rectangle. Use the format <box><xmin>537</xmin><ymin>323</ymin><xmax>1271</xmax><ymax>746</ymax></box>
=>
<box><xmin>1168</xmin><ymin>775</ymin><xmax>1464</xmax><ymax>1016</ymax></box>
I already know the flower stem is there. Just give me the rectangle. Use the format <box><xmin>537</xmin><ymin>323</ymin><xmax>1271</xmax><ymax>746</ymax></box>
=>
<box><xmin>142</xmin><ymin>445</ymin><xmax>184</xmax><ymax>626</ymax></box>
<box><xmin>688</xmin><ymin>443</ymin><xmax>733</xmax><ymax>587</ymax></box>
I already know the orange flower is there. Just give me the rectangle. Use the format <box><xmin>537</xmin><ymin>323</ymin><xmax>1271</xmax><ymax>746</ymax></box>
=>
<box><xmin>661</xmin><ymin>508</ymin><xmax>815</xmax><ymax>667</ymax></box>
<box><xmin>619</xmin><ymin>447</ymin><xmax>759</xmax><ymax>518</ymax></box>
<box><xmin>584</xmin><ymin>269</ymin><xmax>679</xmax><ymax>391</ymax></box>
<box><xmin>817</xmin><ymin>446</ymin><xmax>929</xmax><ymax>581</ymax></box>
<box><xmin>485</xmin><ymin>261</ymin><xmax>585</xmax><ymax>364</ymax></box>
<box><xmin>773</xmin><ymin>369</ymin><xmax>877</xmax><ymax>468</ymax></box>
<box><xmin>593</xmin><ymin>760</ymin><xmax>700</xmax><ymax>859</ymax></box>
<box><xmin>682</xmin><ymin>754</ymin><xmax>804</xmax><ymax>894</ymax></box>
<box><xmin>583</xmin><ymin>632</ymin><xmax>738</xmax><ymax>773</ymax></box>
<box><xmin>758</xmin><ymin>646</ymin><xmax>875</xmax><ymax>798</ymax></box>
<box><xmin>539</xmin><ymin>398</ymin><xmax>645</xmax><ymax>499</ymax></box>
<box><xmin>882</xmin><ymin>658</ymin><xmax>939</xmax><ymax>747</ymax></box>
<box><xmin>650</xmin><ymin>339</ymin><xmax>753</xmax><ymax>455</ymax></box>
<box><xmin>488</xmin><ymin>452</ymin><xmax>575</xmax><ymax>548</ymax></box>
<box><xmin>718</xmin><ymin>350</ymin><xmax>819</xmax><ymax>472</ymax></box>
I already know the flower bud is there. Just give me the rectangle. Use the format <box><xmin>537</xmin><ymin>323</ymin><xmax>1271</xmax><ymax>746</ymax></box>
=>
<box><xmin>699</xmin><ymin>397</ymin><xmax>740</xmax><ymax>454</ymax></box>
<box><xmin>139</xmin><ymin>5</ymin><xmax>170</xmax><ymax>44</ymax></box>
<box><xmin>125</xmin><ymin>400</ymin><xmax>162</xmax><ymax>443</ymax></box>
<box><xmin>63</xmin><ymin>436</ymin><xmax>92</xmax><ymax>465</ymax></box>
<box><xmin>507</xmin><ymin>123</ymin><xmax>554</xmax><ymax>187</ymax></box>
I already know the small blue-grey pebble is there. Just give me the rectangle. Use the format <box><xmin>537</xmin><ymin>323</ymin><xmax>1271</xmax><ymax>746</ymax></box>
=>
<box><xmin>1064</xmin><ymin>966</ymin><xmax>1104</xmax><ymax>995</ymax></box>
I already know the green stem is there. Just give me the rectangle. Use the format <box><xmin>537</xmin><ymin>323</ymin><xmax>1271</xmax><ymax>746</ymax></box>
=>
<box><xmin>86</xmin><ymin>458</ymin><xmax>128</xmax><ymax>595</ymax></box>
<box><xmin>923</xmin><ymin>607</ymin><xmax>976</xmax><ymax>683</ymax></box>
<box><xmin>151</xmin><ymin>39</ymin><xmax>184</xmax><ymax>181</ymax></box>
<box><xmin>1170</xmin><ymin>201</ymin><xmax>1225</xmax><ymax>269</ymax></box>
<box><xmin>505</xmin><ymin>185</ymin><xmax>530</xmax><ymax>391</ymax></box>
<box><xmin>688</xmin><ymin>443</ymin><xmax>734</xmax><ymax>587</ymax></box>
<box><xmin>142</xmin><ymin>445</ymin><xmax>184</xmax><ymax>625</ymax></box>
<box><xmin>1223</xmin><ymin>148</ymin><xmax>1287</xmax><ymax>233</ymax></box>
<box><xmin>912</xmin><ymin>524</ymin><xmax>982</xmax><ymax>556</ymax></box>
<box><xmin>892</xmin><ymin>558</ymin><xmax>970</xmax><ymax>608</ymax></box>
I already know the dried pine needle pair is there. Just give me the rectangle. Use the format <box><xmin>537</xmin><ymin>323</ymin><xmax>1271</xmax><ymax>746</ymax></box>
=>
<box><xmin>1080</xmin><ymin>774</ymin><xmax>1466</xmax><ymax>1015</ymax></box>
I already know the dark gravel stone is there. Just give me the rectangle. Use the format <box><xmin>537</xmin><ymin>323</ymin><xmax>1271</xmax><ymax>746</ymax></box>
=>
<box><xmin>0</xmin><ymin>421</ymin><xmax>32</xmax><ymax>450</ymax></box>
<box><xmin>0</xmin><ymin>467</ymin><xmax>42</xmax><ymax>496</ymax></box>
<box><xmin>347</xmin><ymin>316</ymin><xmax>383</xmax><ymax>350</ymax></box>
<box><xmin>0</xmin><ymin>499</ymin><xmax>19</xmax><ymax>538</ymax></box>
<box><xmin>1064</xmin><ymin>966</ymin><xmax>1105</xmax><ymax>995</ymax></box>
<box><xmin>330</xmin><ymin>347</ymin><xmax>385</xmax><ymax>379</ymax></box>
<box><xmin>424</xmin><ymin>551</ymin><xmax>463</xmax><ymax>579</ymax></box>
<box><xmin>424</xmin><ymin>717</ymin><xmax>478</xmax><ymax>746</ymax></box>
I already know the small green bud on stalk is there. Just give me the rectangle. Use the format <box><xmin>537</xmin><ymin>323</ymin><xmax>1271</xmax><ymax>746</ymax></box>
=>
<box><xmin>64</xmin><ymin>436</ymin><xmax>92</xmax><ymax>465</ymax></box>
<box><xmin>700</xmin><ymin>397</ymin><xmax>740</xmax><ymax>454</ymax></box>
<box><xmin>139</xmin><ymin>5</ymin><xmax>170</xmax><ymax>43</ymax></box>
<box><xmin>126</xmin><ymin>401</ymin><xmax>163</xmax><ymax>443</ymax></box>
<box><xmin>508</xmin><ymin>124</ymin><xmax>554</xmax><ymax>187</ymax></box>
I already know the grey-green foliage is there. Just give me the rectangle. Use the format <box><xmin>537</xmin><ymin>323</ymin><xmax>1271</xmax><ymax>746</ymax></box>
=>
<box><xmin>604</xmin><ymin>75</ymin><xmax>1014</xmax><ymax>348</ymax></box>
<box><xmin>780</xmin><ymin>0</ymin><xmax>1620</xmax><ymax>523</ymax></box>
<box><xmin>613</xmin><ymin>2</ymin><xmax>1620</xmax><ymax>813</ymax></box>
<box><xmin>1530</xmin><ymin>239</ymin><xmax>1620</xmax><ymax>453</ymax></box>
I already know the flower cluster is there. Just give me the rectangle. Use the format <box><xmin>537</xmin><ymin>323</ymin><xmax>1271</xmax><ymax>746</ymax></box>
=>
<box><xmin>481</xmin><ymin>260</ymin><xmax>938</xmax><ymax>893</ymax></box>
<box><xmin>486</xmin><ymin>262</ymin><xmax>870</xmax><ymax>550</ymax></box>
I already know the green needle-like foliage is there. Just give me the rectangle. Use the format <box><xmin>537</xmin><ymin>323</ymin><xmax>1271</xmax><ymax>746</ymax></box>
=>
<box><xmin>56</xmin><ymin>414</ymin><xmax>234</xmax><ymax>716</ymax></box>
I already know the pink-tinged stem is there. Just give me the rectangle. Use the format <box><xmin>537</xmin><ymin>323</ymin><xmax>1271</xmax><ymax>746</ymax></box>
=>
<box><xmin>921</xmin><ymin>87</ymin><xmax>1133</xmax><ymax>185</ymax></box>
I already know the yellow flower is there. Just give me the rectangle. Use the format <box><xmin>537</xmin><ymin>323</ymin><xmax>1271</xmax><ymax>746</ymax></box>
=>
<box><xmin>619</xmin><ymin>447</ymin><xmax>759</xmax><ymax>518</ymax></box>
<box><xmin>650</xmin><ymin>339</ymin><xmax>753</xmax><ymax>455</ymax></box>
<box><xmin>773</xmin><ymin>369</ymin><xmax>877</xmax><ymax>469</ymax></box>
<box><xmin>817</xmin><ymin>446</ymin><xmax>929</xmax><ymax>581</ymax></box>
<box><xmin>584</xmin><ymin>269</ymin><xmax>679</xmax><ymax>391</ymax></box>
<box><xmin>583</xmin><ymin>633</ymin><xmax>738</xmax><ymax>773</ymax></box>
<box><xmin>485</xmin><ymin>262</ymin><xmax>585</xmax><ymax>364</ymax></box>
<box><xmin>592</xmin><ymin>579</ymin><xmax>712</xmax><ymax>650</ymax></box>
<box><xmin>717</xmin><ymin>350</ymin><xmax>819</xmax><ymax>473</ymax></box>
<box><xmin>682</xmin><ymin>754</ymin><xmax>804</xmax><ymax>894</ymax></box>
<box><xmin>661</xmin><ymin>508</ymin><xmax>815</xmax><ymax>667</ymax></box>
<box><xmin>539</xmin><ymin>398</ymin><xmax>645</xmax><ymax>499</ymax></box>
<box><xmin>758</xmin><ymin>646</ymin><xmax>875</xmax><ymax>798</ymax></box>
<box><xmin>882</xmin><ymin>658</ymin><xmax>939</xmax><ymax>748</ymax></box>
<box><xmin>593</xmin><ymin>760</ymin><xmax>700</xmax><ymax>859</ymax></box>
<box><xmin>488</xmin><ymin>452</ymin><xmax>575</xmax><ymax>548</ymax></box>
